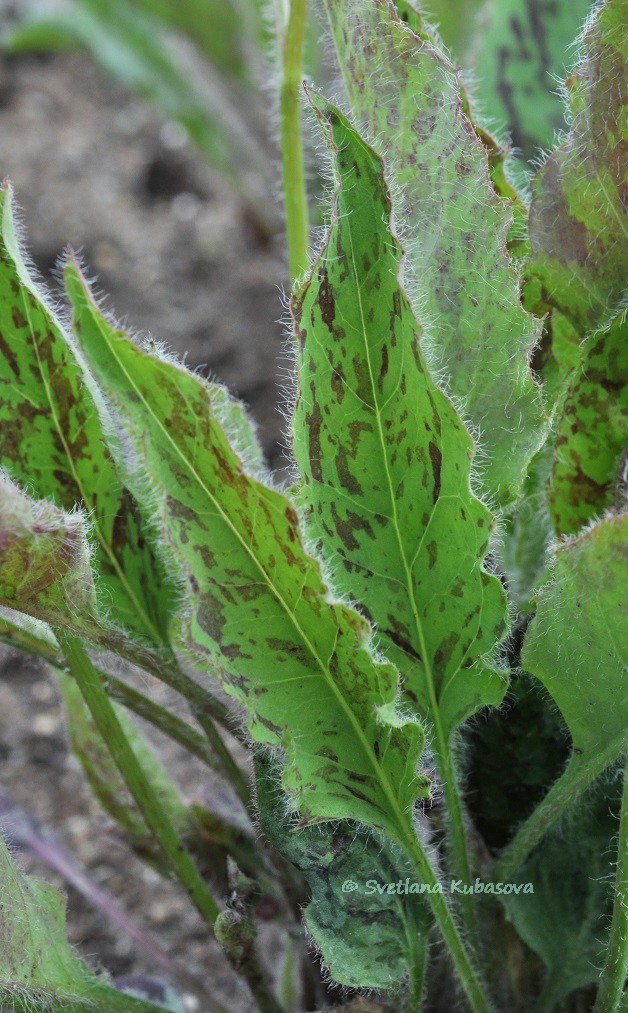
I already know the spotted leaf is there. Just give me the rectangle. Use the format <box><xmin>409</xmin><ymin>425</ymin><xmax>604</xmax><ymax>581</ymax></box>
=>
<box><xmin>324</xmin><ymin>0</ymin><xmax>546</xmax><ymax>504</ymax></box>
<box><xmin>0</xmin><ymin>183</ymin><xmax>174</xmax><ymax>648</ymax></box>
<box><xmin>421</xmin><ymin>0</ymin><xmax>593</xmax><ymax>160</ymax></box>
<box><xmin>292</xmin><ymin>95</ymin><xmax>508</xmax><ymax>744</ymax></box>
<box><xmin>0</xmin><ymin>472</ymin><xmax>97</xmax><ymax>629</ymax></box>
<box><xmin>549</xmin><ymin>315</ymin><xmax>628</xmax><ymax>536</ymax></box>
<box><xmin>255</xmin><ymin>751</ymin><xmax>432</xmax><ymax>991</ymax></box>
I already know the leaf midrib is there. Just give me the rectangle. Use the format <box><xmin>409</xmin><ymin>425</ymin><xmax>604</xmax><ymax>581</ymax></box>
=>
<box><xmin>344</xmin><ymin>196</ymin><xmax>479</xmax><ymax>757</ymax></box>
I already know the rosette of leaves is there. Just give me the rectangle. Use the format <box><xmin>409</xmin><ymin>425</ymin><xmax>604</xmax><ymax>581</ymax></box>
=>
<box><xmin>0</xmin><ymin>0</ymin><xmax>626</xmax><ymax>1009</ymax></box>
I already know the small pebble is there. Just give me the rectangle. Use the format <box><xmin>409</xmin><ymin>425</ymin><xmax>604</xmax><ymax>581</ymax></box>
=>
<box><xmin>32</xmin><ymin>712</ymin><xmax>61</xmax><ymax>736</ymax></box>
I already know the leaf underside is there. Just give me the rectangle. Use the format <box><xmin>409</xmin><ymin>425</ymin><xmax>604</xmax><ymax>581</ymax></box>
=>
<box><xmin>0</xmin><ymin>835</ymin><xmax>161</xmax><ymax>1011</ymax></box>
<box><xmin>256</xmin><ymin>752</ymin><xmax>432</xmax><ymax>990</ymax></box>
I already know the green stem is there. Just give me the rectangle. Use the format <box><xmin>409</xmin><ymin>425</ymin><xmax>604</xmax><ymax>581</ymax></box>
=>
<box><xmin>0</xmin><ymin>620</ymin><xmax>251</xmax><ymax>808</ymax></box>
<box><xmin>406</xmin><ymin>928</ymin><xmax>428</xmax><ymax>1010</ymax></box>
<box><xmin>280</xmin><ymin>0</ymin><xmax>310</xmax><ymax>281</ymax></box>
<box><xmin>435</xmin><ymin>736</ymin><xmax>476</xmax><ymax>934</ymax></box>
<box><xmin>593</xmin><ymin>755</ymin><xmax>628</xmax><ymax>1012</ymax></box>
<box><xmin>125</xmin><ymin>643</ymin><xmax>243</xmax><ymax>740</ymax></box>
<box><xmin>279</xmin><ymin>935</ymin><xmax>297</xmax><ymax>1012</ymax></box>
<box><xmin>101</xmin><ymin>672</ymin><xmax>224</xmax><ymax>769</ymax></box>
<box><xmin>57</xmin><ymin>632</ymin><xmax>221</xmax><ymax>927</ymax></box>
<box><xmin>403</xmin><ymin>830</ymin><xmax>489</xmax><ymax>1013</ymax></box>
<box><xmin>494</xmin><ymin>737</ymin><xmax>627</xmax><ymax>882</ymax></box>
<box><xmin>190</xmin><ymin>703</ymin><xmax>251</xmax><ymax>811</ymax></box>
<box><xmin>112</xmin><ymin>647</ymin><xmax>252</xmax><ymax>808</ymax></box>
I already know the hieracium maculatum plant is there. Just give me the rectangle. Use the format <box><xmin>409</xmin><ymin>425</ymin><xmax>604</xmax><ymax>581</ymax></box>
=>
<box><xmin>0</xmin><ymin>1</ymin><xmax>625</xmax><ymax>1010</ymax></box>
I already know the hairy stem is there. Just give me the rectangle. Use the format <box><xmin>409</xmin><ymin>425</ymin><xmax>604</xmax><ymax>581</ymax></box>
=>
<box><xmin>494</xmin><ymin>737</ymin><xmax>626</xmax><ymax>882</ymax></box>
<box><xmin>406</xmin><ymin>928</ymin><xmax>428</xmax><ymax>1010</ymax></box>
<box><xmin>593</xmin><ymin>754</ymin><xmax>628</xmax><ymax>1012</ymax></box>
<box><xmin>57</xmin><ymin>632</ymin><xmax>221</xmax><ymax>927</ymax></box>
<box><xmin>432</xmin><ymin>726</ymin><xmax>476</xmax><ymax>933</ymax></box>
<box><xmin>403</xmin><ymin>830</ymin><xmax>489</xmax><ymax>1012</ymax></box>
<box><xmin>0</xmin><ymin>619</ymin><xmax>251</xmax><ymax>805</ymax></box>
<box><xmin>279</xmin><ymin>935</ymin><xmax>297</xmax><ymax>1012</ymax></box>
<box><xmin>280</xmin><ymin>0</ymin><xmax>310</xmax><ymax>281</ymax></box>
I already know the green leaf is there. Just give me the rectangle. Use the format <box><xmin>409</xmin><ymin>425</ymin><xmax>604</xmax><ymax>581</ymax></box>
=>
<box><xmin>522</xmin><ymin>513</ymin><xmax>628</xmax><ymax>771</ymax></box>
<box><xmin>422</xmin><ymin>0</ymin><xmax>593</xmax><ymax>160</ymax></box>
<box><xmin>3</xmin><ymin>1</ymin><xmax>268</xmax><ymax>192</ymax></box>
<box><xmin>504</xmin><ymin>770</ymin><xmax>621</xmax><ymax>1004</ymax></box>
<box><xmin>494</xmin><ymin>512</ymin><xmax>627</xmax><ymax>881</ymax></box>
<box><xmin>392</xmin><ymin>0</ymin><xmax>531</xmax><ymax>265</ymax></box>
<box><xmin>0</xmin><ymin>472</ymin><xmax>97</xmax><ymax>629</ymax></box>
<box><xmin>325</xmin><ymin>0</ymin><xmax>546</xmax><ymax>504</ymax></box>
<box><xmin>292</xmin><ymin>94</ymin><xmax>508</xmax><ymax>741</ymax></box>
<box><xmin>549</xmin><ymin>315</ymin><xmax>628</xmax><ymax>537</ymax></box>
<box><xmin>64</xmin><ymin>257</ymin><xmax>427</xmax><ymax>846</ymax></box>
<box><xmin>0</xmin><ymin>183</ymin><xmax>174</xmax><ymax>648</ymax></box>
<box><xmin>209</xmin><ymin>383</ymin><xmax>268</xmax><ymax>483</ymax></box>
<box><xmin>255</xmin><ymin>752</ymin><xmax>432</xmax><ymax>991</ymax></box>
<box><xmin>0</xmin><ymin>834</ymin><xmax>162</xmax><ymax>1011</ymax></box>
<box><xmin>528</xmin><ymin>0</ymin><xmax>627</xmax><ymax>336</ymax></box>
<box><xmin>126</xmin><ymin>0</ymin><xmax>254</xmax><ymax>82</ymax></box>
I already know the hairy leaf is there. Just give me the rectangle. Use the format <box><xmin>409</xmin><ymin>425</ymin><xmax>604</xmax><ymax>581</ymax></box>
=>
<box><xmin>549</xmin><ymin>315</ymin><xmax>628</xmax><ymax>536</ymax></box>
<box><xmin>528</xmin><ymin>0</ymin><xmax>628</xmax><ymax>336</ymax></box>
<box><xmin>255</xmin><ymin>752</ymin><xmax>432</xmax><ymax>991</ymax></box>
<box><xmin>0</xmin><ymin>184</ymin><xmax>173</xmax><ymax>648</ymax></box>
<box><xmin>0</xmin><ymin>834</ymin><xmax>162</xmax><ymax>1011</ymax></box>
<box><xmin>504</xmin><ymin>770</ymin><xmax>620</xmax><ymax>1003</ymax></box>
<box><xmin>292</xmin><ymin>94</ymin><xmax>508</xmax><ymax>741</ymax></box>
<box><xmin>325</xmin><ymin>0</ymin><xmax>546</xmax><ymax>503</ymax></box>
<box><xmin>0</xmin><ymin>473</ymin><xmax>96</xmax><ymax>628</ymax></box>
<box><xmin>522</xmin><ymin>514</ymin><xmax>628</xmax><ymax>770</ymax></box>
<box><xmin>65</xmin><ymin>259</ymin><xmax>428</xmax><ymax>847</ymax></box>
<box><xmin>422</xmin><ymin>0</ymin><xmax>593</xmax><ymax>159</ymax></box>
<box><xmin>395</xmin><ymin>0</ymin><xmax>531</xmax><ymax>267</ymax></box>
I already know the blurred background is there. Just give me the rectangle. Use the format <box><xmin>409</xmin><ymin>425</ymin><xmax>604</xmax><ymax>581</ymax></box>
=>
<box><xmin>0</xmin><ymin>0</ymin><xmax>594</xmax><ymax>1008</ymax></box>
